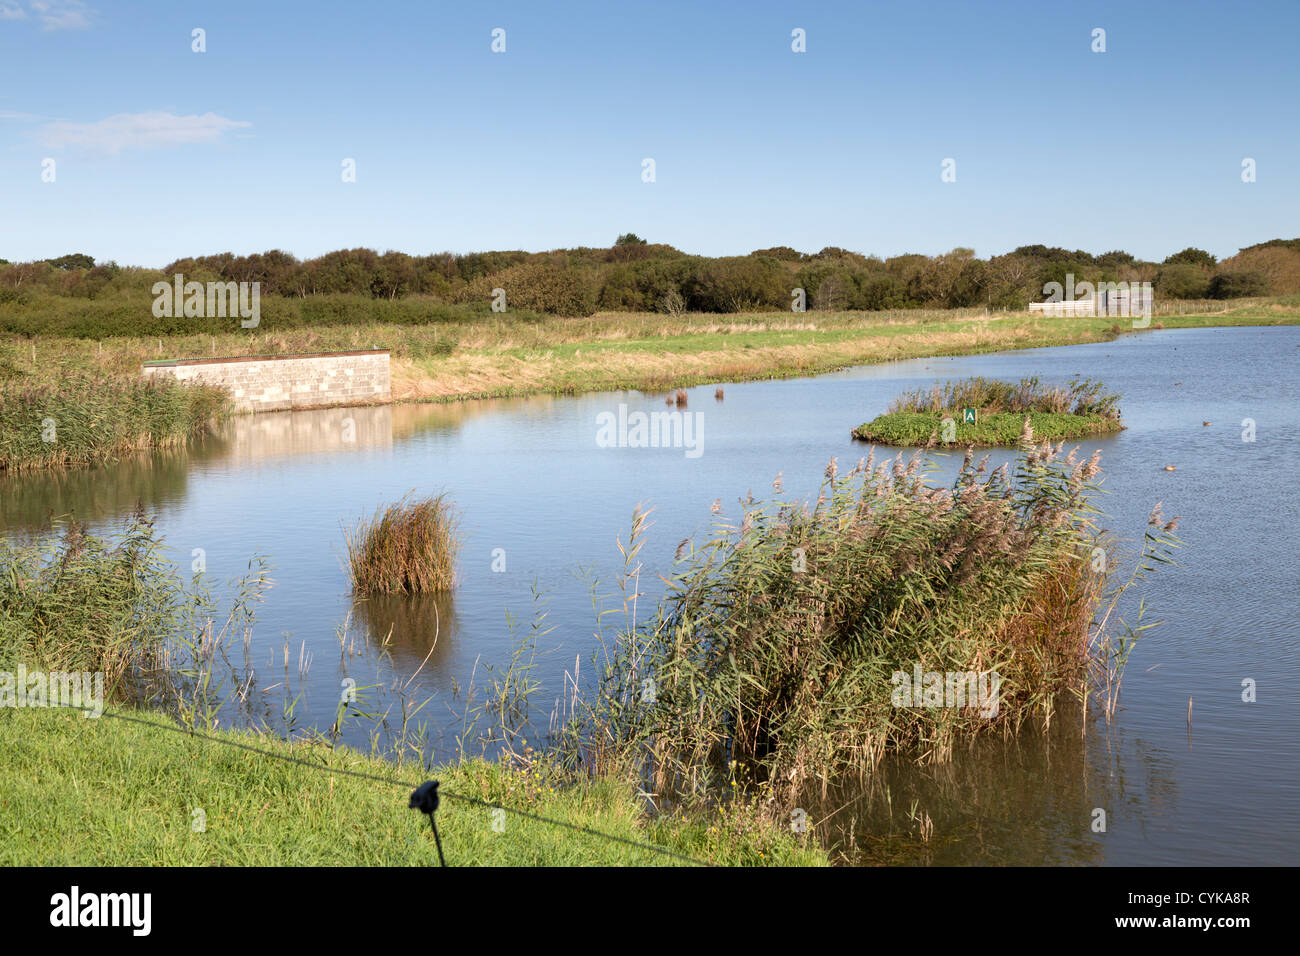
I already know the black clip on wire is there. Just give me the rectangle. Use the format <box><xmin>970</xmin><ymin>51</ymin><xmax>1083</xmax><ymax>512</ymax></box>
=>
<box><xmin>409</xmin><ymin>780</ymin><xmax>447</xmax><ymax>867</ymax></box>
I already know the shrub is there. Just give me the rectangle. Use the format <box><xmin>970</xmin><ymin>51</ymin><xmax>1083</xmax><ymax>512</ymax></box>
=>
<box><xmin>1163</xmin><ymin>247</ymin><xmax>1217</xmax><ymax>268</ymax></box>
<box><xmin>1155</xmin><ymin>263</ymin><xmax>1210</xmax><ymax>299</ymax></box>
<box><xmin>685</xmin><ymin>257</ymin><xmax>789</xmax><ymax>312</ymax></box>
<box><xmin>1217</xmin><ymin>245</ymin><xmax>1300</xmax><ymax>296</ymax></box>
<box><xmin>1208</xmin><ymin>270</ymin><xmax>1269</xmax><ymax>299</ymax></box>
<box><xmin>470</xmin><ymin>262</ymin><xmax>598</xmax><ymax>316</ymax></box>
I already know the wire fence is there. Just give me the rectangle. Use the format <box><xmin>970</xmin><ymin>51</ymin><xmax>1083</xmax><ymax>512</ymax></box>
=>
<box><xmin>42</xmin><ymin>704</ymin><xmax>710</xmax><ymax>867</ymax></box>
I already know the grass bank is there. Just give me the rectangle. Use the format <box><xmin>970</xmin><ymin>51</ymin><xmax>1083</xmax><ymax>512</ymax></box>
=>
<box><xmin>0</xmin><ymin>515</ymin><xmax>823</xmax><ymax>866</ymax></box>
<box><xmin>0</xmin><ymin>706</ymin><xmax>825</xmax><ymax>866</ymax></box>
<box><xmin>0</xmin><ymin>300</ymin><xmax>1293</xmax><ymax>474</ymax></box>
<box><xmin>2</xmin><ymin>298</ymin><xmax>1296</xmax><ymax>412</ymax></box>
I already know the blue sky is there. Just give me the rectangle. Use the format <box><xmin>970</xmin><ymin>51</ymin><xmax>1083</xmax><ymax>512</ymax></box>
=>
<box><xmin>2</xmin><ymin>0</ymin><xmax>1297</xmax><ymax>267</ymax></box>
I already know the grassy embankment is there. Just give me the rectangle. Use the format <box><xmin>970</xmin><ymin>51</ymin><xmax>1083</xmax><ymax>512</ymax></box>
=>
<box><xmin>852</xmin><ymin>376</ymin><xmax>1124</xmax><ymax>447</ymax></box>
<box><xmin>0</xmin><ymin>516</ymin><xmax>823</xmax><ymax>866</ymax></box>
<box><xmin>0</xmin><ymin>295</ymin><xmax>1295</xmax><ymax>471</ymax></box>
<box><xmin>0</xmin><ymin>706</ymin><xmax>823</xmax><ymax>866</ymax></box>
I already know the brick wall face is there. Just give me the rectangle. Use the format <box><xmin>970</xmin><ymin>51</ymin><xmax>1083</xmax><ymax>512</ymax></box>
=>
<box><xmin>142</xmin><ymin>350</ymin><xmax>390</xmax><ymax>412</ymax></box>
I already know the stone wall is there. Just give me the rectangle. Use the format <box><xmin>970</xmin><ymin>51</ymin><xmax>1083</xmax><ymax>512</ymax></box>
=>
<box><xmin>142</xmin><ymin>349</ymin><xmax>390</xmax><ymax>412</ymax></box>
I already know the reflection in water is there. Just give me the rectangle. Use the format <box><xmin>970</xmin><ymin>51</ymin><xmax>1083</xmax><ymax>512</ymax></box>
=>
<box><xmin>348</xmin><ymin>590</ymin><xmax>459</xmax><ymax>675</ymax></box>
<box><xmin>812</xmin><ymin>704</ymin><xmax>1177</xmax><ymax>865</ymax></box>
<box><xmin>390</xmin><ymin>397</ymin><xmax>563</xmax><ymax>439</ymax></box>
<box><xmin>196</xmin><ymin>405</ymin><xmax>394</xmax><ymax>463</ymax></box>
<box><xmin>0</xmin><ymin>446</ymin><xmax>193</xmax><ymax>531</ymax></box>
<box><xmin>0</xmin><ymin>395</ymin><xmax>574</xmax><ymax>534</ymax></box>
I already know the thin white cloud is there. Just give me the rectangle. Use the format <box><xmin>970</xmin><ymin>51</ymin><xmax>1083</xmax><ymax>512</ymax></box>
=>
<box><xmin>0</xmin><ymin>109</ymin><xmax>40</xmax><ymax>120</ymax></box>
<box><xmin>2</xmin><ymin>1</ymin><xmax>94</xmax><ymax>30</ymax></box>
<box><xmin>31</xmin><ymin>0</ymin><xmax>92</xmax><ymax>30</ymax></box>
<box><xmin>40</xmin><ymin>111</ymin><xmax>252</xmax><ymax>153</ymax></box>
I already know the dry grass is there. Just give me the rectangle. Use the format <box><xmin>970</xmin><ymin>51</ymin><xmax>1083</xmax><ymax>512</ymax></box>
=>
<box><xmin>344</xmin><ymin>494</ymin><xmax>460</xmax><ymax>593</ymax></box>
<box><xmin>5</xmin><ymin>300</ymin><xmax>1296</xmax><ymax>412</ymax></box>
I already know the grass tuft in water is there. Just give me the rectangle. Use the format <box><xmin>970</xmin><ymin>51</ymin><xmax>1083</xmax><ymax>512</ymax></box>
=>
<box><xmin>345</xmin><ymin>494</ymin><xmax>461</xmax><ymax>594</ymax></box>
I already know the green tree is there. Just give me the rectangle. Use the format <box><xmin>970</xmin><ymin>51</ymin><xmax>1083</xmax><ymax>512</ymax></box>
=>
<box><xmin>1207</xmin><ymin>270</ymin><xmax>1269</xmax><ymax>298</ymax></box>
<box><xmin>1163</xmin><ymin>247</ymin><xmax>1217</xmax><ymax>268</ymax></box>
<box><xmin>1155</xmin><ymin>263</ymin><xmax>1210</xmax><ymax>299</ymax></box>
<box><xmin>43</xmin><ymin>253</ymin><xmax>96</xmax><ymax>271</ymax></box>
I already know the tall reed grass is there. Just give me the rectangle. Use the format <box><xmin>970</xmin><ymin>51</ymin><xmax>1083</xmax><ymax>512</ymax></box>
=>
<box><xmin>886</xmin><ymin>376</ymin><xmax>1121</xmax><ymax>421</ymax></box>
<box><xmin>344</xmin><ymin>494</ymin><xmax>460</xmax><ymax>593</ymax></box>
<box><xmin>554</xmin><ymin>422</ymin><xmax>1180</xmax><ymax>802</ymax></box>
<box><xmin>0</xmin><ymin>507</ymin><xmax>271</xmax><ymax>720</ymax></box>
<box><xmin>0</xmin><ymin>375</ymin><xmax>228</xmax><ymax>472</ymax></box>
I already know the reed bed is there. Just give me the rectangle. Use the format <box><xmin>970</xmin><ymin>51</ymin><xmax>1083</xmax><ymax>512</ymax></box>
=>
<box><xmin>886</xmin><ymin>376</ymin><xmax>1121</xmax><ymax>420</ymax></box>
<box><xmin>0</xmin><ymin>507</ymin><xmax>271</xmax><ymax>717</ymax></box>
<box><xmin>556</xmin><ymin>421</ymin><xmax>1180</xmax><ymax>802</ymax></box>
<box><xmin>0</xmin><ymin>375</ymin><xmax>228</xmax><ymax>472</ymax></box>
<box><xmin>344</xmin><ymin>494</ymin><xmax>460</xmax><ymax>594</ymax></box>
<box><xmin>0</xmin><ymin>510</ymin><xmax>171</xmax><ymax>685</ymax></box>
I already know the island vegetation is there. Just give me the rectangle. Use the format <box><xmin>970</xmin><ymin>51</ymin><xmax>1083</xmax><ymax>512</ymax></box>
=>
<box><xmin>345</xmin><ymin>494</ymin><xmax>461</xmax><ymax>594</ymax></box>
<box><xmin>852</xmin><ymin>377</ymin><xmax>1124</xmax><ymax>447</ymax></box>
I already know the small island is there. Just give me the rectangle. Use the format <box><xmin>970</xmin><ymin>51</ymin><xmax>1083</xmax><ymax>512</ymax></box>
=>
<box><xmin>852</xmin><ymin>376</ymin><xmax>1124</xmax><ymax>447</ymax></box>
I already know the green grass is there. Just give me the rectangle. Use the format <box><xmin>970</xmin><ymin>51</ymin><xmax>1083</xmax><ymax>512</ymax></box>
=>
<box><xmin>0</xmin><ymin>705</ymin><xmax>827</xmax><ymax>866</ymax></box>
<box><xmin>0</xmin><ymin>516</ymin><xmax>824</xmax><ymax>866</ymax></box>
<box><xmin>853</xmin><ymin>411</ymin><xmax>1122</xmax><ymax>447</ymax></box>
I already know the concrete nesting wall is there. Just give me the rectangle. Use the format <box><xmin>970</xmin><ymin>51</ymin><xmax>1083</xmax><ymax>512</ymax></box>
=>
<box><xmin>143</xmin><ymin>349</ymin><xmax>390</xmax><ymax>412</ymax></box>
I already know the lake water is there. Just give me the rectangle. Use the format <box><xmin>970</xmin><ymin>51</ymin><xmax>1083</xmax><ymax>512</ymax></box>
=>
<box><xmin>4</xmin><ymin>325</ymin><xmax>1297</xmax><ymax>864</ymax></box>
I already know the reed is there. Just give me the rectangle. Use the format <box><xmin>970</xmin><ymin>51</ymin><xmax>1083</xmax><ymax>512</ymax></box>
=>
<box><xmin>885</xmin><ymin>376</ymin><xmax>1121</xmax><ymax>420</ymax></box>
<box><xmin>557</xmin><ymin>424</ymin><xmax>1180</xmax><ymax>802</ymax></box>
<box><xmin>0</xmin><ymin>375</ymin><xmax>228</xmax><ymax>472</ymax></box>
<box><xmin>0</xmin><ymin>510</ymin><xmax>174</xmax><ymax>688</ymax></box>
<box><xmin>344</xmin><ymin>494</ymin><xmax>460</xmax><ymax>594</ymax></box>
<box><xmin>0</xmin><ymin>507</ymin><xmax>271</xmax><ymax>720</ymax></box>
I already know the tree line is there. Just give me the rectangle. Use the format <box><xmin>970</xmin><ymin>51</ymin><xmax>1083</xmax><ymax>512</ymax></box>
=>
<box><xmin>3</xmin><ymin>235</ymin><xmax>1297</xmax><ymax>318</ymax></box>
